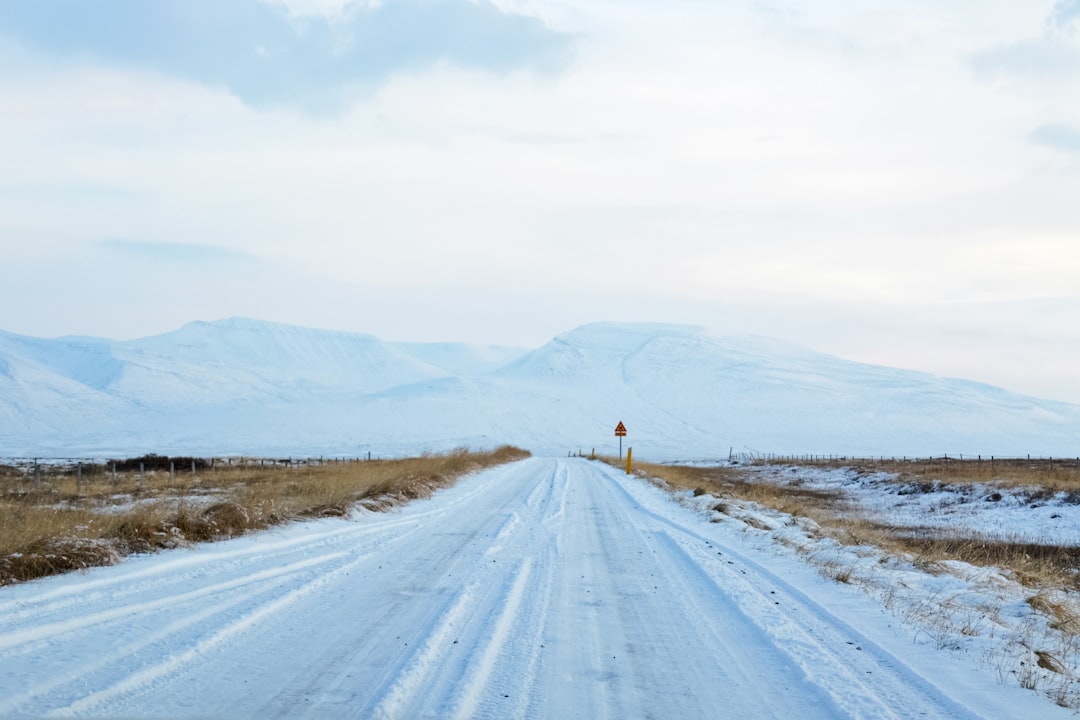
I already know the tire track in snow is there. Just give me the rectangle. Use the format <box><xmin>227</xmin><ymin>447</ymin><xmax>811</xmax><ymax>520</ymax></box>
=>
<box><xmin>0</xmin><ymin>552</ymin><xmax>352</xmax><ymax>654</ymax></box>
<box><xmin>367</xmin><ymin>577</ymin><xmax>488</xmax><ymax>720</ymax></box>
<box><xmin>0</xmin><ymin>568</ymin><xmax>315</xmax><ymax>715</ymax></box>
<box><xmin>0</xmin><ymin>518</ymin><xmax>412</xmax><ymax>621</ymax></box>
<box><xmin>448</xmin><ymin>559</ymin><xmax>534</xmax><ymax>720</ymax></box>
<box><xmin>0</xmin><ymin>458</ymin><xmax>1028</xmax><ymax>718</ymax></box>
<box><xmin>649</xmin><ymin>529</ymin><xmax>954</xmax><ymax>719</ymax></box>
<box><xmin>255</xmin><ymin>459</ymin><xmax>557</xmax><ymax>720</ymax></box>
<box><xmin>0</xmin><ymin>462</ymin><xmax>527</xmax><ymax>718</ymax></box>
<box><xmin>50</xmin><ymin>551</ymin><xmax>372</xmax><ymax>717</ymax></box>
<box><xmin>447</xmin><ymin>460</ymin><xmax>566</xmax><ymax>720</ymax></box>
<box><xmin>481</xmin><ymin>458</ymin><xmax>566</xmax><ymax>720</ymax></box>
<box><xmin>599</xmin><ymin>461</ymin><xmax>984</xmax><ymax>719</ymax></box>
<box><xmin>365</xmin><ymin>459</ymin><xmax>565</xmax><ymax>716</ymax></box>
<box><xmin>0</xmin><ymin>462</ymin><xmax>516</xmax><ymax>638</ymax></box>
<box><xmin>366</xmin><ymin>461</ymin><xmax>565</xmax><ymax>719</ymax></box>
<box><xmin>539</xmin><ymin>461</ymin><xmax>824</xmax><ymax>719</ymax></box>
<box><xmin>366</xmin><ymin>560</ymin><xmax>538</xmax><ymax>720</ymax></box>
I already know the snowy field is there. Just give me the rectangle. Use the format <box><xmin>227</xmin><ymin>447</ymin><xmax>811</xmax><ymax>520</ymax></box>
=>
<box><xmin>0</xmin><ymin>457</ymin><xmax>1068</xmax><ymax>718</ymax></box>
<box><xmin>740</xmin><ymin>463</ymin><xmax>1080</xmax><ymax>546</ymax></box>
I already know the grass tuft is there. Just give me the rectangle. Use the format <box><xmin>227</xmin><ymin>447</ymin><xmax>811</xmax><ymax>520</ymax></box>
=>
<box><xmin>0</xmin><ymin>446</ymin><xmax>530</xmax><ymax>586</ymax></box>
<box><xmin>618</xmin><ymin>454</ymin><xmax>1080</xmax><ymax>707</ymax></box>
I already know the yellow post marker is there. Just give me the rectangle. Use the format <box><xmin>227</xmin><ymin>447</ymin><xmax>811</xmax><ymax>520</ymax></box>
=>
<box><xmin>591</xmin><ymin>448</ymin><xmax>595</xmax><ymax>459</ymax></box>
<box><xmin>626</xmin><ymin>447</ymin><xmax>632</xmax><ymax>475</ymax></box>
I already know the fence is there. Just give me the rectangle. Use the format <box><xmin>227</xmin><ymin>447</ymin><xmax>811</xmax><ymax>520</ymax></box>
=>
<box><xmin>732</xmin><ymin>452</ymin><xmax>1080</xmax><ymax>470</ymax></box>
<box><xmin>0</xmin><ymin>453</ymin><xmax>379</xmax><ymax>487</ymax></box>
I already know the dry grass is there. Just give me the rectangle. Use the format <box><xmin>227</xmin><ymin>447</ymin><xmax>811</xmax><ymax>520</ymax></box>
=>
<box><xmin>1029</xmin><ymin>591</ymin><xmax>1080</xmax><ymax>635</ymax></box>
<box><xmin>618</xmin><ymin>458</ymin><xmax>1080</xmax><ymax>593</ymax></box>
<box><xmin>757</xmin><ymin>455</ymin><xmax>1080</xmax><ymax>495</ymax></box>
<box><xmin>627</xmin><ymin>459</ymin><xmax>851</xmax><ymax>526</ymax></box>
<box><xmin>0</xmin><ymin>446</ymin><xmax>530</xmax><ymax>586</ymax></box>
<box><xmin>872</xmin><ymin>528</ymin><xmax>1080</xmax><ymax>589</ymax></box>
<box><xmin>617</xmin><ymin>455</ymin><xmax>1080</xmax><ymax>705</ymax></box>
<box><xmin>617</xmin><ymin>456</ymin><xmax>1080</xmax><ymax>704</ymax></box>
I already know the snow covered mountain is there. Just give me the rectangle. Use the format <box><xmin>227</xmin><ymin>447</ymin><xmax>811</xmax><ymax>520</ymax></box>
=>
<box><xmin>1</xmin><ymin>319</ymin><xmax>1077</xmax><ymax>459</ymax></box>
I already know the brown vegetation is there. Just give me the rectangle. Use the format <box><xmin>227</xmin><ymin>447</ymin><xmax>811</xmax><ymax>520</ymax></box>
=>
<box><xmin>615</xmin><ymin>455</ymin><xmax>1080</xmax><ymax>706</ymax></box>
<box><xmin>758</xmin><ymin>455</ymin><xmax>1080</xmax><ymax>494</ymax></box>
<box><xmin>0</xmin><ymin>446</ymin><xmax>530</xmax><ymax>586</ymax></box>
<box><xmin>622</xmin><ymin>458</ymin><xmax>1080</xmax><ymax>592</ymax></box>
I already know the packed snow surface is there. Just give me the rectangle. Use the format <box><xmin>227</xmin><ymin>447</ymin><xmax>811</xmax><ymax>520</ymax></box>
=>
<box><xmin>0</xmin><ymin>458</ymin><xmax>1065</xmax><ymax>718</ymax></box>
<box><xmin>2</xmin><ymin>319</ymin><xmax>1079</xmax><ymax>459</ymax></box>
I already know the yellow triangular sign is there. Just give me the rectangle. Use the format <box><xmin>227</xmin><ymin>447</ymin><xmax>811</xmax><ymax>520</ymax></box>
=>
<box><xmin>614</xmin><ymin>421</ymin><xmax>627</xmax><ymax>436</ymax></box>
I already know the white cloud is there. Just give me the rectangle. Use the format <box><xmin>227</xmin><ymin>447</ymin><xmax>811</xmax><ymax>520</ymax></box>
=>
<box><xmin>0</xmin><ymin>0</ymin><xmax>1078</xmax><ymax>402</ymax></box>
<box><xmin>0</xmin><ymin>0</ymin><xmax>574</xmax><ymax>111</ymax></box>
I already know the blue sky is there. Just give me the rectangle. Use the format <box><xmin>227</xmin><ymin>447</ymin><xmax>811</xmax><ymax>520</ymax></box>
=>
<box><xmin>1</xmin><ymin>0</ymin><xmax>1079</xmax><ymax>403</ymax></box>
<box><xmin>0</xmin><ymin>0</ymin><xmax>571</xmax><ymax>108</ymax></box>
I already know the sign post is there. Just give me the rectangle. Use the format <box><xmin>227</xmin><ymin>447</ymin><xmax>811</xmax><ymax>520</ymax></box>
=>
<box><xmin>615</xmin><ymin>421</ymin><xmax>627</xmax><ymax>459</ymax></box>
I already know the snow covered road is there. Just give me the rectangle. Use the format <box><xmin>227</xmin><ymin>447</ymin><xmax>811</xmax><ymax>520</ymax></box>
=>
<box><xmin>0</xmin><ymin>458</ymin><xmax>1040</xmax><ymax>718</ymax></box>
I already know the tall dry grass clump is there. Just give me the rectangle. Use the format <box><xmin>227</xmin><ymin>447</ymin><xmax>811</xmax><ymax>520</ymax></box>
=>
<box><xmin>0</xmin><ymin>446</ymin><xmax>529</xmax><ymax>586</ymax></box>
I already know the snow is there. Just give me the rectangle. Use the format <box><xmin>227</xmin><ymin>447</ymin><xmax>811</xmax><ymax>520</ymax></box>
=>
<box><xmin>3</xmin><ymin>319</ymin><xmax>1080</xmax><ymax>459</ymax></box>
<box><xmin>739</xmin><ymin>463</ymin><xmax>1080</xmax><ymax>545</ymax></box>
<box><xmin>3</xmin><ymin>319</ymin><xmax>1077</xmax><ymax>714</ymax></box>
<box><xmin>667</xmin><ymin>466</ymin><xmax>1080</xmax><ymax>712</ymax></box>
<box><xmin>0</xmin><ymin>457</ymin><xmax>1067</xmax><ymax>718</ymax></box>
<box><xmin>393</xmin><ymin>341</ymin><xmax>529</xmax><ymax>377</ymax></box>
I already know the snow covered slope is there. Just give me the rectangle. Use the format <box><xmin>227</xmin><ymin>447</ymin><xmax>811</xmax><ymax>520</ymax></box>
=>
<box><xmin>392</xmin><ymin>341</ymin><xmax>528</xmax><ymax>377</ymax></box>
<box><xmin>114</xmin><ymin>318</ymin><xmax>456</xmax><ymax>402</ymax></box>
<box><xmin>1</xmin><ymin>319</ymin><xmax>1078</xmax><ymax>458</ymax></box>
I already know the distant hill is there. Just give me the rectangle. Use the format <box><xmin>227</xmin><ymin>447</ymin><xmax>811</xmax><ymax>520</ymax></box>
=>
<box><xmin>1</xmin><ymin>319</ymin><xmax>1077</xmax><ymax>459</ymax></box>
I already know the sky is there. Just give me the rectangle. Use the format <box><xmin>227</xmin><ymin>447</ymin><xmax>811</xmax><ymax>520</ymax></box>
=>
<box><xmin>1</xmin><ymin>0</ymin><xmax>1079</xmax><ymax>403</ymax></box>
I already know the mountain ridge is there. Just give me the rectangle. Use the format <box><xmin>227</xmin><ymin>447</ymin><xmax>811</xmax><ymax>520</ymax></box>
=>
<box><xmin>1</xmin><ymin>318</ymin><xmax>1077</xmax><ymax>459</ymax></box>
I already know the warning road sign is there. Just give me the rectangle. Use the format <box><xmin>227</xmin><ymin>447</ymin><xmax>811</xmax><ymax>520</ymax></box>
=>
<box><xmin>615</xmin><ymin>421</ymin><xmax>627</xmax><ymax>437</ymax></box>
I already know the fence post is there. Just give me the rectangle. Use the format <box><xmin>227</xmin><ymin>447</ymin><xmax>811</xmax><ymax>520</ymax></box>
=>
<box><xmin>77</xmin><ymin>462</ymin><xmax>82</xmax><ymax>494</ymax></box>
<box><xmin>170</xmin><ymin>461</ymin><xmax>175</xmax><ymax>480</ymax></box>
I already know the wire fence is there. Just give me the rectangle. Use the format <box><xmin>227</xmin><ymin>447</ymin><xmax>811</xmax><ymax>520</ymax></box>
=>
<box><xmin>732</xmin><ymin>452</ymin><xmax>1080</xmax><ymax>470</ymax></box>
<box><xmin>0</xmin><ymin>453</ymin><xmax>379</xmax><ymax>484</ymax></box>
